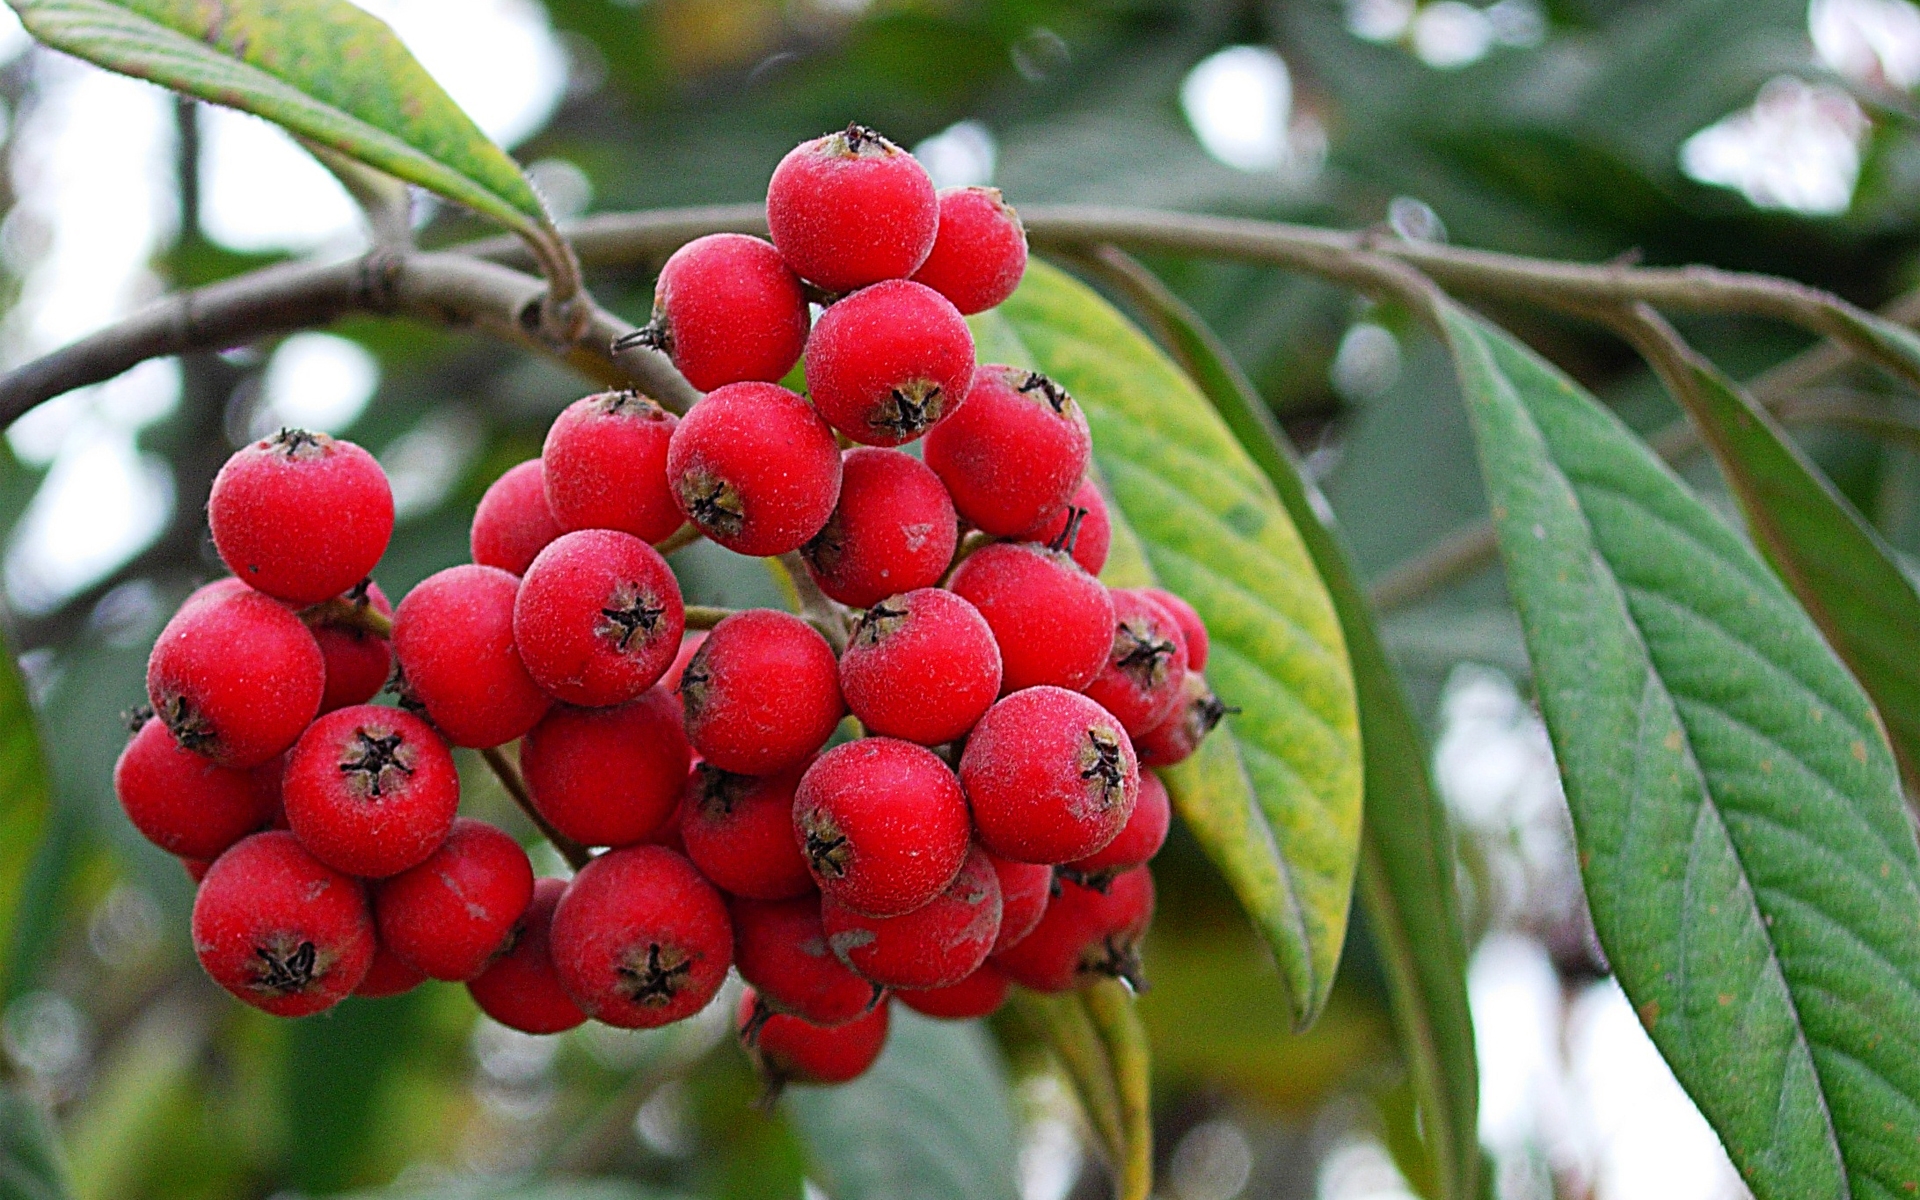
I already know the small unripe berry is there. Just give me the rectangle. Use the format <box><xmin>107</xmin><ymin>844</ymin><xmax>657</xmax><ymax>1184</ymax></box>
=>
<box><xmin>549</xmin><ymin>845</ymin><xmax>732</xmax><ymax>1028</ymax></box>
<box><xmin>115</xmin><ymin>715</ymin><xmax>277</xmax><ymax>859</ymax></box>
<box><xmin>988</xmin><ymin>853</ymin><xmax>1053</xmax><ymax>953</ymax></box>
<box><xmin>1020</xmin><ymin>478</ymin><xmax>1112</xmax><ymax>576</ymax></box>
<box><xmin>1135</xmin><ymin>673</ymin><xmax>1228</xmax><ymax>766</ymax></box>
<box><xmin>282</xmin><ymin>705</ymin><xmax>461</xmax><ymax>879</ymax></box>
<box><xmin>680</xmin><ymin>610</ymin><xmax>842</xmax><ymax>776</ymax></box>
<box><xmin>1063</xmin><ymin>771</ymin><xmax>1169</xmax><ymax>887</ymax></box>
<box><xmin>960</xmin><ymin>686</ymin><xmax>1139</xmax><ymax>865</ymax></box>
<box><xmin>680</xmin><ymin>764</ymin><xmax>815</xmax><ymax>900</ymax></box>
<box><xmin>667</xmin><ymin>383</ymin><xmax>842</xmax><ymax>556</ymax></box>
<box><xmin>992</xmin><ymin>867</ymin><xmax>1154</xmax><ymax>993</ymax></box>
<box><xmin>471</xmin><ymin>459</ymin><xmax>562</xmax><ymax>576</ymax></box>
<box><xmin>1084</xmin><ymin>588</ymin><xmax>1190</xmax><ymax>737</ymax></box>
<box><xmin>731</xmin><ymin>896</ymin><xmax>883</xmax><ymax>1027</ymax></box>
<box><xmin>208</xmin><ymin>428</ymin><xmax>394</xmax><ymax>604</ymax></box>
<box><xmin>739</xmin><ymin>987</ymin><xmax>891</xmax><ymax>1086</ymax></box>
<box><xmin>191</xmin><ymin>831</ymin><xmax>374</xmax><ymax>1017</ymax></box>
<box><xmin>467</xmin><ymin>878</ymin><xmax>588</xmax><ymax>1035</ymax></box>
<box><xmin>823</xmin><ymin>845</ymin><xmax>1001</xmax><ymax>990</ymax></box>
<box><xmin>541</xmin><ymin>392</ymin><xmax>683</xmax><ymax>544</ymax></box>
<box><xmin>909</xmin><ymin>187</ymin><xmax>1027</xmax><ymax>315</ymax></box>
<box><xmin>766</xmin><ymin>124</ymin><xmax>937</xmax><ymax>291</ymax></box>
<box><xmin>520</xmin><ymin>688</ymin><xmax>690</xmax><ymax>848</ymax></box>
<box><xmin>355</xmin><ymin>942</ymin><xmax>427</xmax><ymax>998</ymax></box>
<box><xmin>804</xmin><ymin>280</ymin><xmax>975</xmax><ymax>446</ymax></box>
<box><xmin>391</xmin><ymin>565</ymin><xmax>551</xmax><ymax>748</ymax></box>
<box><xmin>375</xmin><ymin>819</ymin><xmax>535</xmax><ymax>981</ymax></box>
<box><xmin>923</xmin><ymin>366</ymin><xmax>1089</xmax><ymax>536</ymax></box>
<box><xmin>838</xmin><ymin>589</ymin><xmax>999</xmax><ymax>746</ymax></box>
<box><xmin>147</xmin><ymin>587</ymin><xmax>324</xmax><ymax>768</ymax></box>
<box><xmin>793</xmin><ymin>738</ymin><xmax>971</xmax><ymax>917</ymax></box>
<box><xmin>310</xmin><ymin>581</ymin><xmax>393</xmax><ymax>714</ymax></box>
<box><xmin>800</xmin><ymin>448</ymin><xmax>957</xmax><ymax>609</ymax></box>
<box><xmin>896</xmin><ymin>962</ymin><xmax>1011</xmax><ymax>1021</ymax></box>
<box><xmin>947</xmin><ymin>543</ymin><xmax>1114</xmax><ymax>693</ymax></box>
<box><xmin>638</xmin><ymin>234</ymin><xmax>810</xmax><ymax>391</ymax></box>
<box><xmin>515</xmin><ymin>529</ymin><xmax>686</xmax><ymax>707</ymax></box>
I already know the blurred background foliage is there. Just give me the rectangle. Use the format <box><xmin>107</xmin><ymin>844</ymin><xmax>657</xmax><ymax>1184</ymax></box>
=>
<box><xmin>2</xmin><ymin>0</ymin><xmax>1916</xmax><ymax>1197</ymax></box>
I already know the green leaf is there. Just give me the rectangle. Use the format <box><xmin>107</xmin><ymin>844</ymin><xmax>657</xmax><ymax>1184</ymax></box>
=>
<box><xmin>985</xmin><ymin>260</ymin><xmax>1365</xmax><ymax>1027</ymax></box>
<box><xmin>0</xmin><ymin>1086</ymin><xmax>71</xmax><ymax>1200</ymax></box>
<box><xmin>1440</xmin><ymin>305</ymin><xmax>1920</xmax><ymax>1200</ymax></box>
<box><xmin>1006</xmin><ymin>989</ymin><xmax>1127</xmax><ymax>1169</ymax></box>
<box><xmin>0</xmin><ymin>625</ymin><xmax>55</xmax><ymax>1005</ymax></box>
<box><xmin>784</xmin><ymin>1009</ymin><xmax>1019</xmax><ymax>1200</ymax></box>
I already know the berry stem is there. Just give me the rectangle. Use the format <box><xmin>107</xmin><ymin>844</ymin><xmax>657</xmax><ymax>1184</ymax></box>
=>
<box><xmin>653</xmin><ymin>522</ymin><xmax>702</xmax><ymax>555</ymax></box>
<box><xmin>938</xmin><ymin>529</ymin><xmax>994</xmax><ymax>586</ymax></box>
<box><xmin>774</xmin><ymin>552</ymin><xmax>851</xmax><ymax>654</ymax></box>
<box><xmin>299</xmin><ymin>593</ymin><xmax>392</xmax><ymax>638</ymax></box>
<box><xmin>478</xmin><ymin>745</ymin><xmax>592</xmax><ymax>870</ymax></box>
<box><xmin>683</xmin><ymin>605</ymin><xmax>740</xmax><ymax>631</ymax></box>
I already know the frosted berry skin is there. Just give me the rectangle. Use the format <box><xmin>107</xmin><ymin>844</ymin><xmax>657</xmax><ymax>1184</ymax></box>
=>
<box><xmin>147</xmin><ymin>586</ymin><xmax>324</xmax><ymax>769</ymax></box>
<box><xmin>680</xmin><ymin>764</ymin><xmax>816</xmax><ymax>900</ymax></box>
<box><xmin>896</xmin><ymin>962</ymin><xmax>1011</xmax><ymax>1020</ymax></box>
<box><xmin>1142</xmin><ymin>587</ymin><xmax>1208</xmax><ymax>671</ymax></box>
<box><xmin>520</xmin><ymin>688</ymin><xmax>690</xmax><ymax>847</ymax></box>
<box><xmin>961</xmin><ymin>686</ymin><xmax>1139</xmax><ymax>865</ymax></box>
<box><xmin>680</xmin><ymin>610</ymin><xmax>842</xmax><ymax>776</ymax></box>
<box><xmin>191</xmin><ymin>831</ymin><xmax>374</xmax><ymax>1017</ymax></box>
<box><xmin>804</xmin><ymin>280</ymin><xmax>975</xmax><ymax>446</ymax></box>
<box><xmin>739</xmin><ymin>987</ymin><xmax>891</xmax><ymax>1086</ymax></box>
<box><xmin>208</xmin><ymin>428</ymin><xmax>394</xmax><ymax>605</ymax></box>
<box><xmin>514</xmin><ymin>529</ymin><xmax>686</xmax><ymax>708</ymax></box>
<box><xmin>1136</xmin><ymin>673</ymin><xmax>1228</xmax><ymax>766</ymax></box>
<box><xmin>947</xmin><ymin>543</ymin><xmax>1114</xmax><ymax>693</ymax></box>
<box><xmin>1021</xmin><ymin>478</ymin><xmax>1112</xmax><ymax>576</ymax></box>
<box><xmin>923</xmin><ymin>366</ymin><xmax>1090</xmax><ymax>536</ymax></box>
<box><xmin>766</xmin><ymin>124</ymin><xmax>938</xmax><ymax>292</ymax></box>
<box><xmin>838</xmin><ymin>589</ymin><xmax>1000</xmax><ymax>746</ymax></box>
<box><xmin>731</xmin><ymin>896</ymin><xmax>883</xmax><ymax>1027</ymax></box>
<box><xmin>282</xmin><ymin>705</ymin><xmax>461</xmax><ymax>879</ymax></box>
<box><xmin>310</xmin><ymin>581</ymin><xmax>393</xmax><ymax>714</ymax></box>
<box><xmin>391</xmin><ymin>565</ymin><xmax>551</xmax><ymax>748</ymax></box>
<box><xmin>471</xmin><ymin>459</ymin><xmax>562</xmax><ymax>576</ymax></box>
<box><xmin>541</xmin><ymin>392</ymin><xmax>683</xmax><ymax>544</ymax></box>
<box><xmin>467</xmin><ymin>878</ymin><xmax>587</xmax><ymax>1035</ymax></box>
<box><xmin>987</xmin><ymin>853</ymin><xmax>1053</xmax><ymax>953</ymax></box>
<box><xmin>992</xmin><ymin>867</ymin><xmax>1154</xmax><ymax>993</ymax></box>
<box><xmin>1063</xmin><ymin>771</ymin><xmax>1170</xmax><ymax>887</ymax></box>
<box><xmin>666</xmin><ymin>382</ymin><xmax>842</xmax><ymax>557</ymax></box>
<box><xmin>800</xmin><ymin>448</ymin><xmax>957</xmax><ymax>609</ymax></box>
<box><xmin>1083</xmin><ymin>588</ymin><xmax>1191</xmax><ymax>738</ymax></box>
<box><xmin>549</xmin><ymin>846</ymin><xmax>732</xmax><ymax>1029</ymax></box>
<box><xmin>822</xmin><ymin>845</ymin><xmax>1001</xmax><ymax>990</ymax></box>
<box><xmin>909</xmin><ymin>187</ymin><xmax>1028</xmax><ymax>315</ymax></box>
<box><xmin>115</xmin><ymin>716</ymin><xmax>277</xmax><ymax>859</ymax></box>
<box><xmin>793</xmin><ymin>738</ymin><xmax>971</xmax><ymax>917</ymax></box>
<box><xmin>643</xmin><ymin>234</ymin><xmax>810</xmax><ymax>391</ymax></box>
<box><xmin>355</xmin><ymin>942</ymin><xmax>427</xmax><ymax>998</ymax></box>
<box><xmin>374</xmin><ymin>819</ymin><xmax>535</xmax><ymax>981</ymax></box>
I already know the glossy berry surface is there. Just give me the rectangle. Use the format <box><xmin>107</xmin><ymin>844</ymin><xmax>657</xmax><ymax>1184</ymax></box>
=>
<box><xmin>909</xmin><ymin>187</ymin><xmax>1027</xmax><ymax>315</ymax></box>
<box><xmin>115</xmin><ymin>716</ymin><xmax>277</xmax><ymax>859</ymax></box>
<box><xmin>793</xmin><ymin>738</ymin><xmax>971</xmax><ymax>917</ymax></box>
<box><xmin>896</xmin><ymin>962</ymin><xmax>1011</xmax><ymax>1021</ymax></box>
<box><xmin>521</xmin><ymin>688</ymin><xmax>691</xmax><ymax>848</ymax></box>
<box><xmin>643</xmin><ymin>234</ymin><xmax>810</xmax><ymax>391</ymax></box>
<box><xmin>549</xmin><ymin>845</ymin><xmax>732</xmax><ymax>1029</ymax></box>
<box><xmin>988</xmin><ymin>853</ymin><xmax>1053</xmax><ymax>953</ymax></box>
<box><xmin>515</xmin><ymin>529</ymin><xmax>685</xmax><ymax>707</ymax></box>
<box><xmin>282</xmin><ymin>705</ymin><xmax>461</xmax><ymax>879</ymax></box>
<box><xmin>541</xmin><ymin>391</ymin><xmax>683</xmax><ymax>544</ymax></box>
<box><xmin>822</xmin><ymin>845</ymin><xmax>1001</xmax><ymax>990</ymax></box>
<box><xmin>375</xmin><ymin>819</ymin><xmax>535</xmax><ymax>981</ymax></box>
<box><xmin>739</xmin><ymin>987</ymin><xmax>891</xmax><ymax>1086</ymax></box>
<box><xmin>147</xmin><ymin>586</ymin><xmax>324</xmax><ymax>768</ymax></box>
<box><xmin>355</xmin><ymin>942</ymin><xmax>426</xmax><ymax>998</ymax></box>
<box><xmin>208</xmin><ymin>428</ymin><xmax>394</xmax><ymax>604</ymax></box>
<box><xmin>766</xmin><ymin>124</ymin><xmax>937</xmax><ymax>292</ymax></box>
<box><xmin>947</xmin><ymin>543</ymin><xmax>1114</xmax><ymax>693</ymax></box>
<box><xmin>666</xmin><ymin>382</ymin><xmax>842</xmax><ymax>556</ymax></box>
<box><xmin>992</xmin><ymin>867</ymin><xmax>1154</xmax><ymax>993</ymax></box>
<box><xmin>1136</xmin><ymin>673</ymin><xmax>1228</xmax><ymax>767</ymax></box>
<box><xmin>800</xmin><ymin>448</ymin><xmax>957</xmax><ymax>609</ymax></box>
<box><xmin>467</xmin><ymin>878</ymin><xmax>587</xmax><ymax>1035</ymax></box>
<box><xmin>731</xmin><ymin>896</ymin><xmax>882</xmax><ymax>1027</ymax></box>
<box><xmin>838</xmin><ymin>589</ymin><xmax>999</xmax><ymax>745</ymax></box>
<box><xmin>1064</xmin><ymin>770</ymin><xmax>1169</xmax><ymax>886</ymax></box>
<box><xmin>804</xmin><ymin>280</ymin><xmax>975</xmax><ymax>446</ymax></box>
<box><xmin>1021</xmin><ymin>478</ymin><xmax>1112</xmax><ymax>576</ymax></box>
<box><xmin>391</xmin><ymin>565</ymin><xmax>551</xmax><ymax>748</ymax></box>
<box><xmin>961</xmin><ymin>686</ymin><xmax>1139</xmax><ymax>865</ymax></box>
<box><xmin>191</xmin><ymin>831</ymin><xmax>374</xmax><ymax>1017</ymax></box>
<box><xmin>1083</xmin><ymin>588</ymin><xmax>1191</xmax><ymax>738</ymax></box>
<box><xmin>680</xmin><ymin>609</ymin><xmax>842</xmax><ymax>776</ymax></box>
<box><xmin>1142</xmin><ymin>587</ymin><xmax>1208</xmax><ymax>671</ymax></box>
<box><xmin>923</xmin><ymin>366</ymin><xmax>1089</xmax><ymax>536</ymax></box>
<box><xmin>310</xmin><ymin>582</ymin><xmax>393</xmax><ymax>714</ymax></box>
<box><xmin>680</xmin><ymin>764</ymin><xmax>815</xmax><ymax>900</ymax></box>
<box><xmin>471</xmin><ymin>459</ymin><xmax>562</xmax><ymax>576</ymax></box>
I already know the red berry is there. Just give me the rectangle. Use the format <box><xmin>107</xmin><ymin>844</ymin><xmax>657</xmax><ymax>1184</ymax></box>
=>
<box><xmin>1136</xmin><ymin>674</ymin><xmax>1229</xmax><ymax>767</ymax></box>
<box><xmin>666</xmin><ymin>382</ymin><xmax>842</xmax><ymax>556</ymax></box>
<box><xmin>115</xmin><ymin>716</ymin><xmax>277</xmax><ymax>860</ymax></box>
<box><xmin>680</xmin><ymin>764</ymin><xmax>815</xmax><ymax>900</ymax></box>
<box><xmin>147</xmin><ymin>586</ymin><xmax>324</xmax><ymax>768</ymax></box>
<box><xmin>208</xmin><ymin>428</ymin><xmax>393</xmax><ymax>604</ymax></box>
<box><xmin>391</xmin><ymin>565</ymin><xmax>551</xmax><ymax>748</ymax></box>
<box><xmin>310</xmin><ymin>581</ymin><xmax>393</xmax><ymax>714</ymax></box>
<box><xmin>680</xmin><ymin>610</ymin><xmax>842</xmax><ymax>775</ymax></box>
<box><xmin>960</xmin><ymin>686</ymin><xmax>1139</xmax><ymax>864</ymax></box>
<box><xmin>520</xmin><ymin>688</ymin><xmax>691</xmax><ymax>847</ymax></box>
<box><xmin>355</xmin><ymin>941</ymin><xmax>427</xmax><ymax>998</ymax></box>
<box><xmin>549</xmin><ymin>845</ymin><xmax>732</xmax><ymax>1028</ymax></box>
<box><xmin>838</xmin><ymin>589</ymin><xmax>999</xmax><ymax>745</ymax></box>
<box><xmin>804</xmin><ymin>280</ymin><xmax>975</xmax><ymax>446</ymax></box>
<box><xmin>642</xmin><ymin>234</ymin><xmax>810</xmax><ymax>391</ymax></box>
<box><xmin>988</xmin><ymin>853</ymin><xmax>1053</xmax><ymax>953</ymax></box>
<box><xmin>766</xmin><ymin>124</ymin><xmax>937</xmax><ymax>292</ymax></box>
<box><xmin>739</xmin><ymin>987</ymin><xmax>891</xmax><ymax>1086</ymax></box>
<box><xmin>947</xmin><ymin>543</ymin><xmax>1114</xmax><ymax>692</ymax></box>
<box><xmin>909</xmin><ymin>187</ymin><xmax>1027</xmax><ymax>315</ymax></box>
<box><xmin>1142</xmin><ymin>587</ymin><xmax>1208</xmax><ymax>671</ymax></box>
<box><xmin>731</xmin><ymin>896</ymin><xmax>882</xmax><ymax>1026</ymax></box>
<box><xmin>515</xmin><ymin>529</ymin><xmax>685</xmax><ymax>707</ymax></box>
<box><xmin>541</xmin><ymin>392</ymin><xmax>683</xmax><ymax>544</ymax></box>
<box><xmin>896</xmin><ymin>962</ymin><xmax>1010</xmax><ymax>1021</ymax></box>
<box><xmin>992</xmin><ymin>867</ymin><xmax>1153</xmax><ymax>993</ymax></box>
<box><xmin>179</xmin><ymin>576</ymin><xmax>252</xmax><ymax>611</ymax></box>
<box><xmin>822</xmin><ymin>845</ymin><xmax>1001</xmax><ymax>990</ymax></box>
<box><xmin>468</xmin><ymin>878</ymin><xmax>588</xmax><ymax>1035</ymax></box>
<box><xmin>1020</xmin><ymin>478</ymin><xmax>1112</xmax><ymax>576</ymax></box>
<box><xmin>182</xmin><ymin>856</ymin><xmax>214</xmax><ymax>883</ymax></box>
<box><xmin>1063</xmin><ymin>771</ymin><xmax>1169</xmax><ymax>886</ymax></box>
<box><xmin>800</xmin><ymin>448</ymin><xmax>957</xmax><ymax>608</ymax></box>
<box><xmin>191</xmin><ymin>831</ymin><xmax>374</xmax><ymax>1017</ymax></box>
<box><xmin>375</xmin><ymin>819</ymin><xmax>535</xmax><ymax>981</ymax></box>
<box><xmin>1083</xmin><ymin>589</ymin><xmax>1190</xmax><ymax>738</ymax></box>
<box><xmin>923</xmin><ymin>366</ymin><xmax>1089</xmax><ymax>536</ymax></box>
<box><xmin>471</xmin><ymin>459</ymin><xmax>562</xmax><ymax>576</ymax></box>
<box><xmin>282</xmin><ymin>705</ymin><xmax>461</xmax><ymax>879</ymax></box>
<box><xmin>793</xmin><ymin>738</ymin><xmax>970</xmax><ymax>917</ymax></box>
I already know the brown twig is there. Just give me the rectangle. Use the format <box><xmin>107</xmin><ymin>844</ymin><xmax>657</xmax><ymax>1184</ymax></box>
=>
<box><xmin>479</xmin><ymin>744</ymin><xmax>591</xmax><ymax>870</ymax></box>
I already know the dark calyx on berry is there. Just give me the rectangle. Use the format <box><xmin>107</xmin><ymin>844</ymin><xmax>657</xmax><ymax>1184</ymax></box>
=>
<box><xmin>872</xmin><ymin>384</ymin><xmax>943</xmax><ymax>440</ymax></box>
<box><xmin>1079</xmin><ymin>728</ymin><xmax>1128</xmax><ymax>807</ymax></box>
<box><xmin>270</xmin><ymin>427</ymin><xmax>327</xmax><ymax>459</ymax></box>
<box><xmin>837</xmin><ymin>123</ymin><xmax>890</xmax><ymax>155</ymax></box>
<box><xmin>1083</xmin><ymin>932</ymin><xmax>1147</xmax><ymax>991</ymax></box>
<box><xmin>678</xmin><ymin>472</ymin><xmax>746</xmax><ymax>539</ymax></box>
<box><xmin>800</xmin><ymin>811</ymin><xmax>852</xmax><ymax>878</ymax></box>
<box><xmin>598</xmin><ymin>582</ymin><xmax>669</xmax><ymax>652</ymax></box>
<box><xmin>1018</xmin><ymin>372</ymin><xmax>1070</xmax><ymax>414</ymax></box>
<box><xmin>339</xmin><ymin>728</ymin><xmax>414</xmax><ymax>797</ymax></box>
<box><xmin>252</xmin><ymin>936</ymin><xmax>321</xmax><ymax>995</ymax></box>
<box><xmin>1050</xmin><ymin>507</ymin><xmax>1089</xmax><ymax>556</ymax></box>
<box><xmin>852</xmin><ymin>598</ymin><xmax>909</xmax><ymax>647</ymax></box>
<box><xmin>1113</xmin><ymin>619</ymin><xmax>1180</xmax><ymax>689</ymax></box>
<box><xmin>613</xmin><ymin>322</ymin><xmax>671</xmax><ymax>354</ymax></box>
<box><xmin>617</xmin><ymin>941</ymin><xmax>696</xmax><ymax>1007</ymax></box>
<box><xmin>155</xmin><ymin>692</ymin><xmax>216</xmax><ymax>755</ymax></box>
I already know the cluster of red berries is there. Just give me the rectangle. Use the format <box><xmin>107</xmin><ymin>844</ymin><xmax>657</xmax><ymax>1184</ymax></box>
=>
<box><xmin>115</xmin><ymin>123</ymin><xmax>1226</xmax><ymax>1091</ymax></box>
